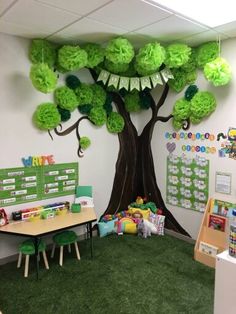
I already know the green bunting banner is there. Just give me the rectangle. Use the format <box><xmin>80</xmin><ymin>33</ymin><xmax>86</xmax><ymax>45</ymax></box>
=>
<box><xmin>97</xmin><ymin>68</ymin><xmax>173</xmax><ymax>91</ymax></box>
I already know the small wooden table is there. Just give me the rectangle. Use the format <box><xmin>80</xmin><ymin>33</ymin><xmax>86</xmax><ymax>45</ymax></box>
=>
<box><xmin>0</xmin><ymin>207</ymin><xmax>97</xmax><ymax>279</ymax></box>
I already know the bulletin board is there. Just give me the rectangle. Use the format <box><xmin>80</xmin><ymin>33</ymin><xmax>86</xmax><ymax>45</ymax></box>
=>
<box><xmin>0</xmin><ymin>162</ymin><xmax>78</xmax><ymax>207</ymax></box>
<box><xmin>166</xmin><ymin>154</ymin><xmax>209</xmax><ymax>212</ymax></box>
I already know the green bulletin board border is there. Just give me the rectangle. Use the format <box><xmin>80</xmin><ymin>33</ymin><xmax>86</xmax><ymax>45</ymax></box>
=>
<box><xmin>0</xmin><ymin>162</ymin><xmax>78</xmax><ymax>207</ymax></box>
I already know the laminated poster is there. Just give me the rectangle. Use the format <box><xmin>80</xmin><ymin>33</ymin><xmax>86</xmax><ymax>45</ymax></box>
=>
<box><xmin>0</xmin><ymin>162</ymin><xmax>78</xmax><ymax>207</ymax></box>
<box><xmin>166</xmin><ymin>154</ymin><xmax>209</xmax><ymax>212</ymax></box>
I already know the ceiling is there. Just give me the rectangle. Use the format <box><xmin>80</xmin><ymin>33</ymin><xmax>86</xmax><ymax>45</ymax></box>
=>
<box><xmin>0</xmin><ymin>0</ymin><xmax>236</xmax><ymax>47</ymax></box>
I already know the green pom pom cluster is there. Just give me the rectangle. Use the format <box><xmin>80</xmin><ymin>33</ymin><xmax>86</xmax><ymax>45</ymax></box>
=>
<box><xmin>172</xmin><ymin>119</ymin><xmax>183</xmax><ymax>131</ymax></box>
<box><xmin>106</xmin><ymin>112</ymin><xmax>125</xmax><ymax>133</ymax></box>
<box><xmin>57</xmin><ymin>107</ymin><xmax>71</xmax><ymax>122</ymax></box>
<box><xmin>75</xmin><ymin>83</ymin><xmax>93</xmax><ymax>106</ymax></box>
<box><xmin>165</xmin><ymin>44</ymin><xmax>191</xmax><ymax>68</ymax></box>
<box><xmin>29</xmin><ymin>39</ymin><xmax>56</xmax><ymax>68</ymax></box>
<box><xmin>54</xmin><ymin>86</ymin><xmax>78</xmax><ymax>112</ymax></box>
<box><xmin>58</xmin><ymin>45</ymin><xmax>87</xmax><ymax>71</ymax></box>
<box><xmin>204</xmin><ymin>57</ymin><xmax>232</xmax><ymax>86</ymax></box>
<box><xmin>33</xmin><ymin>102</ymin><xmax>60</xmax><ymax>130</ymax></box>
<box><xmin>124</xmin><ymin>91</ymin><xmax>141</xmax><ymax>112</ymax></box>
<box><xmin>168</xmin><ymin>68</ymin><xmax>187</xmax><ymax>93</ymax></box>
<box><xmin>89</xmin><ymin>107</ymin><xmax>107</xmax><ymax>126</ymax></box>
<box><xmin>190</xmin><ymin>91</ymin><xmax>216</xmax><ymax>119</ymax></box>
<box><xmin>135</xmin><ymin>43</ymin><xmax>165</xmax><ymax>76</ymax></box>
<box><xmin>66</xmin><ymin>75</ymin><xmax>81</xmax><ymax>90</ymax></box>
<box><xmin>30</xmin><ymin>63</ymin><xmax>57</xmax><ymax>93</ymax></box>
<box><xmin>78</xmin><ymin>104</ymin><xmax>93</xmax><ymax>115</ymax></box>
<box><xmin>196</xmin><ymin>42</ymin><xmax>219</xmax><ymax>68</ymax></box>
<box><xmin>80</xmin><ymin>136</ymin><xmax>91</xmax><ymax>149</ymax></box>
<box><xmin>181</xmin><ymin>48</ymin><xmax>197</xmax><ymax>72</ymax></box>
<box><xmin>91</xmin><ymin>84</ymin><xmax>106</xmax><ymax>107</ymax></box>
<box><xmin>105</xmin><ymin>38</ymin><xmax>134</xmax><ymax>64</ymax></box>
<box><xmin>173</xmin><ymin>99</ymin><xmax>190</xmax><ymax>121</ymax></box>
<box><xmin>104</xmin><ymin>59</ymin><xmax>129</xmax><ymax>74</ymax></box>
<box><xmin>83</xmin><ymin>43</ymin><xmax>104</xmax><ymax>68</ymax></box>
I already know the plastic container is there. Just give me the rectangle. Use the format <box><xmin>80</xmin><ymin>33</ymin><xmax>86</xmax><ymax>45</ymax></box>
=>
<box><xmin>229</xmin><ymin>209</ymin><xmax>236</xmax><ymax>257</ymax></box>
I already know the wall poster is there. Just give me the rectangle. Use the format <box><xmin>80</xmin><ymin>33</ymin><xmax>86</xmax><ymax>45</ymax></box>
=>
<box><xmin>166</xmin><ymin>154</ymin><xmax>209</xmax><ymax>212</ymax></box>
<box><xmin>0</xmin><ymin>162</ymin><xmax>78</xmax><ymax>207</ymax></box>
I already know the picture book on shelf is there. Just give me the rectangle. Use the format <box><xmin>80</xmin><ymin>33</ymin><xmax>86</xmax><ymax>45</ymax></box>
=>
<box><xmin>211</xmin><ymin>199</ymin><xmax>236</xmax><ymax>218</ymax></box>
<box><xmin>208</xmin><ymin>214</ymin><xmax>226</xmax><ymax>232</ymax></box>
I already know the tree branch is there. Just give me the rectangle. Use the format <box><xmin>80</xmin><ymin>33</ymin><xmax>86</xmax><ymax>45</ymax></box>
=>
<box><xmin>156</xmin><ymin>114</ymin><xmax>173</xmax><ymax>123</ymax></box>
<box><xmin>156</xmin><ymin>84</ymin><xmax>169</xmax><ymax>112</ymax></box>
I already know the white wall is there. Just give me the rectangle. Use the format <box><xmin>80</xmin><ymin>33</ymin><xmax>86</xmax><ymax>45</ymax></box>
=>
<box><xmin>0</xmin><ymin>34</ymin><xmax>235</xmax><ymax>260</ymax></box>
<box><xmin>0</xmin><ymin>33</ymin><xmax>119</xmax><ymax>258</ymax></box>
<box><xmin>148</xmin><ymin>38</ymin><xmax>236</xmax><ymax>239</ymax></box>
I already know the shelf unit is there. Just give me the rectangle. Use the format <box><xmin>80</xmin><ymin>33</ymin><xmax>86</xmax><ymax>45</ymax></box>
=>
<box><xmin>194</xmin><ymin>198</ymin><xmax>228</xmax><ymax>268</ymax></box>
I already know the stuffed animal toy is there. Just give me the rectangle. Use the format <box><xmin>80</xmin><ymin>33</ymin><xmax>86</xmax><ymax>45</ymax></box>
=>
<box><xmin>137</xmin><ymin>219</ymin><xmax>157</xmax><ymax>238</ymax></box>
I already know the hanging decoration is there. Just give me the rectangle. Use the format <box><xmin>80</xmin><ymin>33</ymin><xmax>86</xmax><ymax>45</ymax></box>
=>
<box><xmin>97</xmin><ymin>68</ymin><xmax>173</xmax><ymax>91</ymax></box>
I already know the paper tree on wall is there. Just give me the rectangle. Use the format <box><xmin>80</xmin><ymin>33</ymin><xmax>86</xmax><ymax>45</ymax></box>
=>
<box><xmin>29</xmin><ymin>38</ymin><xmax>232</xmax><ymax>237</ymax></box>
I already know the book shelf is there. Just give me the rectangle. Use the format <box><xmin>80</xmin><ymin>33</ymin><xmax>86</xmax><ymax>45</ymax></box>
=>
<box><xmin>194</xmin><ymin>198</ymin><xmax>228</xmax><ymax>268</ymax></box>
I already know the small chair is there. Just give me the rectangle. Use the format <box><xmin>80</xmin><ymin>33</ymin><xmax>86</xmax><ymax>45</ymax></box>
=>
<box><xmin>51</xmin><ymin>230</ymin><xmax>80</xmax><ymax>266</ymax></box>
<box><xmin>17</xmin><ymin>239</ymin><xmax>49</xmax><ymax>277</ymax></box>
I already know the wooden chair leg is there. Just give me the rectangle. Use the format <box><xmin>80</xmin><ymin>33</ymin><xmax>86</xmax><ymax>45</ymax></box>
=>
<box><xmin>59</xmin><ymin>246</ymin><xmax>63</xmax><ymax>266</ymax></box>
<box><xmin>68</xmin><ymin>244</ymin><xmax>71</xmax><ymax>253</ymax></box>
<box><xmin>24</xmin><ymin>255</ymin><xmax>30</xmax><ymax>278</ymax></box>
<box><xmin>74</xmin><ymin>242</ymin><xmax>80</xmax><ymax>260</ymax></box>
<box><xmin>51</xmin><ymin>244</ymin><xmax>56</xmax><ymax>258</ymax></box>
<box><xmin>17</xmin><ymin>252</ymin><xmax>22</xmax><ymax>268</ymax></box>
<box><xmin>42</xmin><ymin>251</ymin><xmax>49</xmax><ymax>270</ymax></box>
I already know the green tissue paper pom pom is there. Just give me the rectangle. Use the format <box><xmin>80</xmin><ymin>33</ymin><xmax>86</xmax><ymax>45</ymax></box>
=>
<box><xmin>190</xmin><ymin>91</ymin><xmax>216</xmax><ymax>119</ymax></box>
<box><xmin>184</xmin><ymin>85</ymin><xmax>198</xmax><ymax>101</ymax></box>
<box><xmin>89</xmin><ymin>107</ymin><xmax>107</xmax><ymax>126</ymax></box>
<box><xmin>181</xmin><ymin>48</ymin><xmax>197</xmax><ymax>72</ymax></box>
<box><xmin>172</xmin><ymin>119</ymin><xmax>183</xmax><ymax>131</ymax></box>
<box><xmin>106</xmin><ymin>37</ymin><xmax>134</xmax><ymax>64</ymax></box>
<box><xmin>173</xmin><ymin>98</ymin><xmax>191</xmax><ymax>120</ymax></box>
<box><xmin>186</xmin><ymin>70</ymin><xmax>197</xmax><ymax>84</ymax></box>
<box><xmin>124</xmin><ymin>91</ymin><xmax>141</xmax><ymax>112</ymax></box>
<box><xmin>33</xmin><ymin>102</ymin><xmax>61</xmax><ymax>130</ymax></box>
<box><xmin>165</xmin><ymin>44</ymin><xmax>191</xmax><ymax>68</ymax></box>
<box><xmin>80</xmin><ymin>137</ymin><xmax>91</xmax><ymax>149</ymax></box>
<box><xmin>91</xmin><ymin>84</ymin><xmax>107</xmax><ymax>107</ymax></box>
<box><xmin>66</xmin><ymin>75</ymin><xmax>81</xmax><ymax>90</ymax></box>
<box><xmin>57</xmin><ymin>107</ymin><xmax>71</xmax><ymax>122</ymax></box>
<box><xmin>204</xmin><ymin>57</ymin><xmax>232</xmax><ymax>86</ymax></box>
<box><xmin>196</xmin><ymin>42</ymin><xmax>219</xmax><ymax>68</ymax></box>
<box><xmin>136</xmin><ymin>42</ymin><xmax>165</xmax><ymax>74</ymax></box>
<box><xmin>58</xmin><ymin>45</ymin><xmax>88</xmax><ymax>71</ymax></box>
<box><xmin>83</xmin><ymin>43</ymin><xmax>104</xmax><ymax>68</ymax></box>
<box><xmin>30</xmin><ymin>63</ymin><xmax>57</xmax><ymax>93</ymax></box>
<box><xmin>106</xmin><ymin>112</ymin><xmax>125</xmax><ymax>133</ymax></box>
<box><xmin>104</xmin><ymin>59</ymin><xmax>129</xmax><ymax>74</ymax></box>
<box><xmin>134</xmin><ymin>62</ymin><xmax>157</xmax><ymax>76</ymax></box>
<box><xmin>78</xmin><ymin>104</ymin><xmax>93</xmax><ymax>115</ymax></box>
<box><xmin>75</xmin><ymin>83</ymin><xmax>93</xmax><ymax>106</ymax></box>
<box><xmin>168</xmin><ymin>68</ymin><xmax>187</xmax><ymax>93</ymax></box>
<box><xmin>29</xmin><ymin>39</ymin><xmax>56</xmax><ymax>68</ymax></box>
<box><xmin>190</xmin><ymin>116</ymin><xmax>201</xmax><ymax>124</ymax></box>
<box><xmin>54</xmin><ymin>86</ymin><xmax>78</xmax><ymax>112</ymax></box>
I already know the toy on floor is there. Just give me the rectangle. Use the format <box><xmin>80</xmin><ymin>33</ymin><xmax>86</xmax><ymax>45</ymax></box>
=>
<box><xmin>137</xmin><ymin>219</ymin><xmax>157</xmax><ymax>238</ymax></box>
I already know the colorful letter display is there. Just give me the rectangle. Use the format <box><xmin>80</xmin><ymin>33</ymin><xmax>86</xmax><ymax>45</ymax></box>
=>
<box><xmin>0</xmin><ymin>162</ymin><xmax>78</xmax><ymax>207</ymax></box>
<box><xmin>166</xmin><ymin>154</ymin><xmax>209</xmax><ymax>212</ymax></box>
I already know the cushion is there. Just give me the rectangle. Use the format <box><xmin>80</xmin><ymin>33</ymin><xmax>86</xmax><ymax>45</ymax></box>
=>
<box><xmin>53</xmin><ymin>230</ymin><xmax>77</xmax><ymax>245</ymax></box>
<box><xmin>123</xmin><ymin>223</ymin><xmax>137</xmax><ymax>234</ymax></box>
<box><xmin>98</xmin><ymin>218</ymin><xmax>118</xmax><ymax>237</ymax></box>
<box><xmin>128</xmin><ymin>207</ymin><xmax>151</xmax><ymax>220</ymax></box>
<box><xmin>19</xmin><ymin>239</ymin><xmax>46</xmax><ymax>255</ymax></box>
<box><xmin>149</xmin><ymin>213</ymin><xmax>165</xmax><ymax>235</ymax></box>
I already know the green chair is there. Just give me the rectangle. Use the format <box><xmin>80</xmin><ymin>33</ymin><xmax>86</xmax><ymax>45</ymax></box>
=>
<box><xmin>51</xmin><ymin>230</ymin><xmax>80</xmax><ymax>266</ymax></box>
<box><xmin>17</xmin><ymin>239</ymin><xmax>49</xmax><ymax>277</ymax></box>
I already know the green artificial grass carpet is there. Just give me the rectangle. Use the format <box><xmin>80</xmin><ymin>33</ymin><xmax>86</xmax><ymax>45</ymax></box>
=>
<box><xmin>0</xmin><ymin>234</ymin><xmax>215</xmax><ymax>314</ymax></box>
